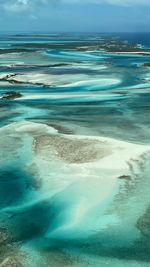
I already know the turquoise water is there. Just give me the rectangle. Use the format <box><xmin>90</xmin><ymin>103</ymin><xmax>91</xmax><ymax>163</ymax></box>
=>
<box><xmin>0</xmin><ymin>33</ymin><xmax>150</xmax><ymax>267</ymax></box>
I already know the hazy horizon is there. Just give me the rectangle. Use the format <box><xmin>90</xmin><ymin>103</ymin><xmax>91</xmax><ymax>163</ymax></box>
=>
<box><xmin>0</xmin><ymin>0</ymin><xmax>150</xmax><ymax>32</ymax></box>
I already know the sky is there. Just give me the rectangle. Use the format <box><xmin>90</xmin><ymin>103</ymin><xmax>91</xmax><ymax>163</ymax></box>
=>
<box><xmin>0</xmin><ymin>0</ymin><xmax>150</xmax><ymax>32</ymax></box>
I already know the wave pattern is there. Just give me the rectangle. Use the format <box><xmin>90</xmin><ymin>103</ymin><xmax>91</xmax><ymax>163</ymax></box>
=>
<box><xmin>0</xmin><ymin>33</ymin><xmax>150</xmax><ymax>267</ymax></box>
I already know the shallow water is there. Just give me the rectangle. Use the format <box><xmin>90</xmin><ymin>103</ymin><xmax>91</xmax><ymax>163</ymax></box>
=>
<box><xmin>0</xmin><ymin>33</ymin><xmax>150</xmax><ymax>267</ymax></box>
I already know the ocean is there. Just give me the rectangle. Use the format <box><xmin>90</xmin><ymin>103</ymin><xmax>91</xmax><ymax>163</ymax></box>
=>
<box><xmin>0</xmin><ymin>33</ymin><xmax>150</xmax><ymax>267</ymax></box>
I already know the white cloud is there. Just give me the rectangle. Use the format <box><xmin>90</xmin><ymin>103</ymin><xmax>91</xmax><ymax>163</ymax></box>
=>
<box><xmin>3</xmin><ymin>0</ymin><xmax>150</xmax><ymax>12</ymax></box>
<box><xmin>3</xmin><ymin>0</ymin><xmax>31</xmax><ymax>12</ymax></box>
<box><xmin>2</xmin><ymin>0</ymin><xmax>53</xmax><ymax>12</ymax></box>
<box><xmin>63</xmin><ymin>0</ymin><xmax>150</xmax><ymax>6</ymax></box>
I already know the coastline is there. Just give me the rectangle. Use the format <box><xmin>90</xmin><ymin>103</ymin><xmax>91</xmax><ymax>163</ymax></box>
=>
<box><xmin>105</xmin><ymin>51</ymin><xmax>150</xmax><ymax>55</ymax></box>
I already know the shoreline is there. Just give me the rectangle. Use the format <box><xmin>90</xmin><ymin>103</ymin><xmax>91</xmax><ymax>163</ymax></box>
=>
<box><xmin>105</xmin><ymin>51</ymin><xmax>150</xmax><ymax>55</ymax></box>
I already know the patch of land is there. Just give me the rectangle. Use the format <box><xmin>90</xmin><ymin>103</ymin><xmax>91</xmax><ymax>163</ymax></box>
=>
<box><xmin>10</xmin><ymin>39</ymin><xmax>150</xmax><ymax>53</ymax></box>
<box><xmin>1</xmin><ymin>92</ymin><xmax>22</xmax><ymax>100</ymax></box>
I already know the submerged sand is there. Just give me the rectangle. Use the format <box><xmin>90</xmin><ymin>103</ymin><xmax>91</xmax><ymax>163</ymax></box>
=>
<box><xmin>1</xmin><ymin>121</ymin><xmax>150</xmax><ymax>267</ymax></box>
<box><xmin>0</xmin><ymin>72</ymin><xmax>121</xmax><ymax>88</ymax></box>
<box><xmin>1</xmin><ymin>120</ymin><xmax>150</xmax><ymax>196</ymax></box>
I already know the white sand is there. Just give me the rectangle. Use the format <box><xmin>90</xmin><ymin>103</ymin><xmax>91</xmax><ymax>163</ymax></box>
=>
<box><xmin>6</xmin><ymin>73</ymin><xmax>89</xmax><ymax>86</ymax></box>
<box><xmin>3</xmin><ymin>72</ymin><xmax>121</xmax><ymax>88</ymax></box>
<box><xmin>1</xmin><ymin>121</ymin><xmax>150</xmax><ymax>238</ymax></box>
<box><xmin>17</xmin><ymin>92</ymin><xmax>125</xmax><ymax>101</ymax></box>
<box><xmin>64</xmin><ymin>78</ymin><xmax>121</xmax><ymax>88</ymax></box>
<box><xmin>2</xmin><ymin>120</ymin><xmax>149</xmax><ymax>171</ymax></box>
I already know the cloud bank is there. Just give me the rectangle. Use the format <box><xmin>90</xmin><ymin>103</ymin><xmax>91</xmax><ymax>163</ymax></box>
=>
<box><xmin>3</xmin><ymin>0</ymin><xmax>53</xmax><ymax>12</ymax></box>
<box><xmin>3</xmin><ymin>0</ymin><xmax>150</xmax><ymax>12</ymax></box>
<box><xmin>64</xmin><ymin>0</ymin><xmax>150</xmax><ymax>5</ymax></box>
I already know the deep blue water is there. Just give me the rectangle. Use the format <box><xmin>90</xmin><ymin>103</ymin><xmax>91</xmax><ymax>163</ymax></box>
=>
<box><xmin>117</xmin><ymin>32</ymin><xmax>150</xmax><ymax>47</ymax></box>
